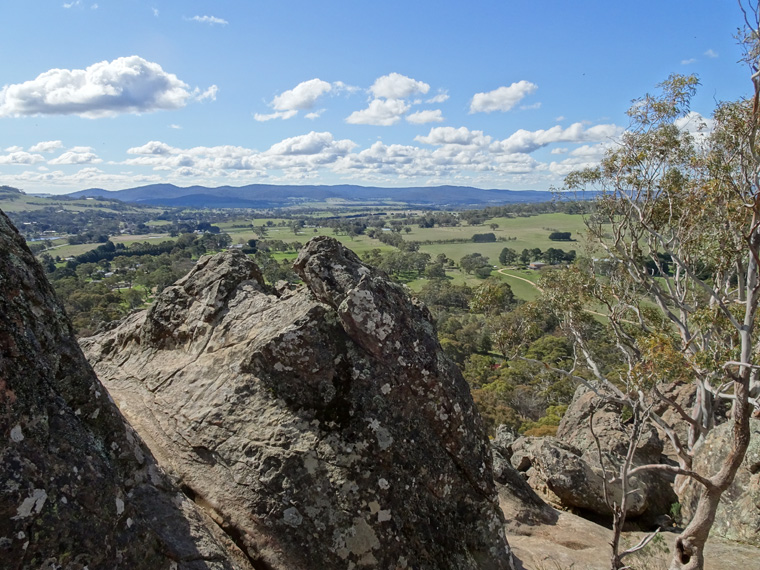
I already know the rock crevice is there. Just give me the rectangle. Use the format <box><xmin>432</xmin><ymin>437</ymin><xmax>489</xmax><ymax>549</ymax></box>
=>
<box><xmin>0</xmin><ymin>209</ymin><xmax>251</xmax><ymax>569</ymax></box>
<box><xmin>83</xmin><ymin>236</ymin><xmax>514</xmax><ymax>570</ymax></box>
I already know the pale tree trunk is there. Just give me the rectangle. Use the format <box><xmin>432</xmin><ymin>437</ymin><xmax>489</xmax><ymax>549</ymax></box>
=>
<box><xmin>668</xmin><ymin>418</ymin><xmax>750</xmax><ymax>569</ymax></box>
<box><xmin>669</xmin><ymin>488</ymin><xmax>721</xmax><ymax>570</ymax></box>
<box><xmin>668</xmin><ymin>370</ymin><xmax>752</xmax><ymax>569</ymax></box>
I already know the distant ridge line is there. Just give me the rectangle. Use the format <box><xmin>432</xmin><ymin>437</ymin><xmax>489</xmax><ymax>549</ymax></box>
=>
<box><xmin>66</xmin><ymin>183</ymin><xmax>557</xmax><ymax>208</ymax></box>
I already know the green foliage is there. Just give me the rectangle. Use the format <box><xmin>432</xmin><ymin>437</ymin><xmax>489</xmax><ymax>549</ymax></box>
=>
<box><xmin>462</xmin><ymin>354</ymin><xmax>502</xmax><ymax>388</ymax></box>
<box><xmin>471</xmin><ymin>388</ymin><xmax>521</xmax><ymax>434</ymax></box>
<box><xmin>459</xmin><ymin>252</ymin><xmax>491</xmax><ymax>274</ymax></box>
<box><xmin>470</xmin><ymin>278</ymin><xmax>515</xmax><ymax>317</ymax></box>
<box><xmin>472</xmin><ymin>232</ymin><xmax>497</xmax><ymax>243</ymax></box>
<box><xmin>521</xmin><ymin>404</ymin><xmax>568</xmax><ymax>435</ymax></box>
<box><xmin>499</xmin><ymin>247</ymin><xmax>517</xmax><ymax>265</ymax></box>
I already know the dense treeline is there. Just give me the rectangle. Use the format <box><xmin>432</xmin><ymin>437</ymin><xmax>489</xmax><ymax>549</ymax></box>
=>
<box><xmin>413</xmin><ymin>275</ymin><xmax>594</xmax><ymax>435</ymax></box>
<box><xmin>40</xmin><ymin>231</ymin><xmax>264</xmax><ymax>336</ymax></box>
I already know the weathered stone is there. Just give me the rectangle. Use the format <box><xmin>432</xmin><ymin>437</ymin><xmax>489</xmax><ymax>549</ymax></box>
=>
<box><xmin>678</xmin><ymin>418</ymin><xmax>760</xmax><ymax>546</ymax></box>
<box><xmin>506</xmin><ymin>386</ymin><xmax>676</xmax><ymax>526</ymax></box>
<box><xmin>492</xmin><ymin>426</ymin><xmax>557</xmax><ymax>527</ymax></box>
<box><xmin>0</xmin><ymin>210</ymin><xmax>250</xmax><ymax>570</ymax></box>
<box><xmin>83</xmin><ymin>236</ymin><xmax>514</xmax><ymax>570</ymax></box>
<box><xmin>557</xmin><ymin>386</ymin><xmax>663</xmax><ymax>462</ymax></box>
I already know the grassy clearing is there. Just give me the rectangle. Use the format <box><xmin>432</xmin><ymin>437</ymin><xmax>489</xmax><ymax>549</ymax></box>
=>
<box><xmin>111</xmin><ymin>233</ymin><xmax>173</xmax><ymax>245</ymax></box>
<box><xmin>223</xmin><ymin>223</ymin><xmax>397</xmax><ymax>257</ymax></box>
<box><xmin>497</xmin><ymin>271</ymin><xmax>541</xmax><ymax>302</ymax></box>
<box><xmin>405</xmin><ymin>268</ymin><xmax>479</xmax><ymax>291</ymax></box>
<box><xmin>44</xmin><ymin>243</ymin><xmax>102</xmax><ymax>258</ymax></box>
<box><xmin>411</xmin><ymin>213</ymin><xmax>587</xmax><ymax>248</ymax></box>
<box><xmin>499</xmin><ymin>267</ymin><xmax>541</xmax><ymax>283</ymax></box>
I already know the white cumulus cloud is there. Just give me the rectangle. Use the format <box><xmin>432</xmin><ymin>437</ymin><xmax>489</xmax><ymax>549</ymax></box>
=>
<box><xmin>254</xmin><ymin>78</ymin><xmax>333</xmax><ymax>121</ymax></box>
<box><xmin>415</xmin><ymin>126</ymin><xmax>491</xmax><ymax>147</ymax></box>
<box><xmin>305</xmin><ymin>110</ymin><xmax>325</xmax><ymax>120</ymax></box>
<box><xmin>674</xmin><ymin>111</ymin><xmax>714</xmax><ymax>134</ymax></box>
<box><xmin>370</xmin><ymin>73</ymin><xmax>429</xmax><ymax>99</ymax></box>
<box><xmin>406</xmin><ymin>109</ymin><xmax>444</xmax><ymax>124</ymax></box>
<box><xmin>265</xmin><ymin>131</ymin><xmax>355</xmax><ymax>156</ymax></box>
<box><xmin>346</xmin><ymin>99</ymin><xmax>410</xmax><ymax>126</ymax></box>
<box><xmin>127</xmin><ymin>141</ymin><xmax>177</xmax><ymax>155</ymax></box>
<box><xmin>426</xmin><ymin>91</ymin><xmax>449</xmax><ymax>104</ymax></box>
<box><xmin>49</xmin><ymin>149</ymin><xmax>102</xmax><ymax>165</ymax></box>
<box><xmin>196</xmin><ymin>85</ymin><xmax>218</xmax><ymax>102</ymax></box>
<box><xmin>470</xmin><ymin>80</ymin><xmax>538</xmax><ymax>113</ymax></box>
<box><xmin>490</xmin><ymin>122</ymin><xmax>623</xmax><ymax>154</ymax></box>
<box><xmin>273</xmin><ymin>78</ymin><xmax>333</xmax><ymax>111</ymax></box>
<box><xmin>29</xmin><ymin>140</ymin><xmax>64</xmax><ymax>153</ymax></box>
<box><xmin>0</xmin><ymin>56</ymin><xmax>210</xmax><ymax>118</ymax></box>
<box><xmin>332</xmin><ymin>81</ymin><xmax>360</xmax><ymax>94</ymax></box>
<box><xmin>254</xmin><ymin>110</ymin><xmax>298</xmax><ymax>122</ymax></box>
<box><xmin>190</xmin><ymin>15</ymin><xmax>228</xmax><ymax>25</ymax></box>
<box><xmin>0</xmin><ymin>151</ymin><xmax>45</xmax><ymax>165</ymax></box>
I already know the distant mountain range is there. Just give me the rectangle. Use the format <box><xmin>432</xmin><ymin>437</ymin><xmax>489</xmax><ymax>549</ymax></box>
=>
<box><xmin>66</xmin><ymin>183</ymin><xmax>556</xmax><ymax>209</ymax></box>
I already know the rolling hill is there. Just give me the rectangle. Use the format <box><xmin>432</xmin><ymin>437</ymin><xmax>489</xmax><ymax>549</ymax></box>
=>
<box><xmin>66</xmin><ymin>183</ymin><xmax>557</xmax><ymax>209</ymax></box>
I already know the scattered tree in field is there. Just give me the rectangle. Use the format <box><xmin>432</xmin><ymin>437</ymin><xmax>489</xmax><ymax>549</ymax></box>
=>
<box><xmin>519</xmin><ymin>249</ymin><xmax>531</xmax><ymax>265</ymax></box>
<box><xmin>499</xmin><ymin>247</ymin><xmax>518</xmax><ymax>265</ymax></box>
<box><xmin>470</xmin><ymin>278</ymin><xmax>515</xmax><ymax>316</ymax></box>
<box><xmin>548</xmin><ymin>231</ymin><xmax>572</xmax><ymax>241</ymax></box>
<box><xmin>459</xmin><ymin>252</ymin><xmax>491</xmax><ymax>274</ymax></box>
<box><xmin>472</xmin><ymin>232</ymin><xmax>497</xmax><ymax>243</ymax></box>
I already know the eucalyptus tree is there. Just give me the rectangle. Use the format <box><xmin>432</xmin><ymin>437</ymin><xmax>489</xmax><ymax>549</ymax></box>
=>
<box><xmin>546</xmin><ymin>10</ymin><xmax>760</xmax><ymax>566</ymax></box>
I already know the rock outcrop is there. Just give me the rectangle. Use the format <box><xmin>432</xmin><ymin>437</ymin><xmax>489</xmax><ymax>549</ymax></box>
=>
<box><xmin>0</xmin><ymin>210</ymin><xmax>251</xmax><ymax>569</ymax></box>
<box><xmin>504</xmin><ymin>387</ymin><xmax>676</xmax><ymax>526</ymax></box>
<box><xmin>678</xmin><ymin>418</ymin><xmax>760</xmax><ymax>546</ymax></box>
<box><xmin>490</xmin><ymin>426</ymin><xmax>557</xmax><ymax>528</ymax></box>
<box><xmin>82</xmin><ymin>236</ymin><xmax>514</xmax><ymax>570</ymax></box>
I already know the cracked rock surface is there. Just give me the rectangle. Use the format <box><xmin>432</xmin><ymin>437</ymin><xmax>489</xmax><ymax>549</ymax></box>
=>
<box><xmin>678</xmin><ymin>418</ymin><xmax>760</xmax><ymax>546</ymax></box>
<box><xmin>505</xmin><ymin>386</ymin><xmax>677</xmax><ymax>527</ymax></box>
<box><xmin>83</xmin><ymin>236</ymin><xmax>514</xmax><ymax>570</ymax></box>
<box><xmin>0</xmin><ymin>210</ymin><xmax>251</xmax><ymax>570</ymax></box>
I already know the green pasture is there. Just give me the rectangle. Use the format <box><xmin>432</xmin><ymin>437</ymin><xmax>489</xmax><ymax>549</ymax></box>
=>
<box><xmin>496</xmin><ymin>269</ymin><xmax>542</xmax><ymax>302</ymax></box>
<box><xmin>44</xmin><ymin>242</ymin><xmax>101</xmax><ymax>258</ymax></box>
<box><xmin>111</xmin><ymin>233</ymin><xmax>172</xmax><ymax>245</ymax></box>
<box><xmin>410</xmin><ymin>213</ymin><xmax>588</xmax><ymax>249</ymax></box>
<box><xmin>405</xmin><ymin>268</ymin><xmax>474</xmax><ymax>292</ymax></box>
<box><xmin>0</xmin><ymin>193</ymin><xmax>161</xmax><ymax>215</ymax></box>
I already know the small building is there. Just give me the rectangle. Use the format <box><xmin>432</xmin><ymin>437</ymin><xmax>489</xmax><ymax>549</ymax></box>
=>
<box><xmin>528</xmin><ymin>262</ymin><xmax>547</xmax><ymax>270</ymax></box>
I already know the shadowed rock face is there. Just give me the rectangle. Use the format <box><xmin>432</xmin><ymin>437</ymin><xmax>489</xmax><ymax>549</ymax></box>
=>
<box><xmin>679</xmin><ymin>418</ymin><xmax>760</xmax><ymax>546</ymax></box>
<box><xmin>505</xmin><ymin>387</ymin><xmax>676</xmax><ymax>527</ymax></box>
<box><xmin>0</xmin><ymin>210</ymin><xmax>251</xmax><ymax>570</ymax></box>
<box><xmin>83</xmin><ymin>236</ymin><xmax>514</xmax><ymax>570</ymax></box>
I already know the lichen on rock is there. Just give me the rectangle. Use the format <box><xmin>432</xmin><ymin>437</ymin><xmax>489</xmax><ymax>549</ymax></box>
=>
<box><xmin>0</xmin><ymin>209</ymin><xmax>251</xmax><ymax>570</ymax></box>
<box><xmin>83</xmin><ymin>236</ymin><xmax>515</xmax><ymax>570</ymax></box>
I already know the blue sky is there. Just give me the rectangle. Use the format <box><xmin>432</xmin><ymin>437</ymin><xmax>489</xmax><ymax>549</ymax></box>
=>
<box><xmin>0</xmin><ymin>0</ymin><xmax>751</xmax><ymax>195</ymax></box>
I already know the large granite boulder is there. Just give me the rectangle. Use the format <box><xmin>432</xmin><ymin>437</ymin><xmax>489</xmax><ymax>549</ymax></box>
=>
<box><xmin>556</xmin><ymin>386</ymin><xmax>663</xmax><ymax>462</ymax></box>
<box><xmin>506</xmin><ymin>387</ymin><xmax>676</xmax><ymax>526</ymax></box>
<box><xmin>491</xmin><ymin>426</ymin><xmax>557</xmax><ymax>528</ymax></box>
<box><xmin>82</xmin><ymin>236</ymin><xmax>514</xmax><ymax>570</ymax></box>
<box><xmin>678</xmin><ymin>418</ymin><xmax>760</xmax><ymax>546</ymax></box>
<box><xmin>0</xmin><ymin>210</ymin><xmax>250</xmax><ymax>569</ymax></box>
